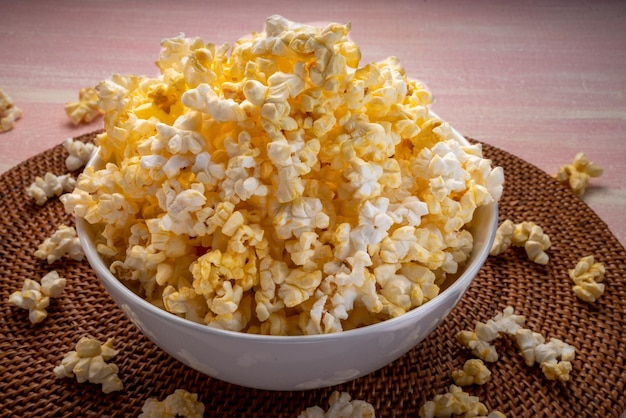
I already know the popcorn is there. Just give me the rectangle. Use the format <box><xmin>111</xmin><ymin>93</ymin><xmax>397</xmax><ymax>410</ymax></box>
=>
<box><xmin>26</xmin><ymin>172</ymin><xmax>76</xmax><ymax>206</ymax></box>
<box><xmin>555</xmin><ymin>152</ymin><xmax>603</xmax><ymax>195</ymax></box>
<box><xmin>64</xmin><ymin>87</ymin><xmax>102</xmax><ymax>125</ymax></box>
<box><xmin>139</xmin><ymin>389</ymin><xmax>205</xmax><ymax>418</ymax></box>
<box><xmin>458</xmin><ymin>307</ymin><xmax>576</xmax><ymax>382</ymax></box>
<box><xmin>456</xmin><ymin>306</ymin><xmax>525</xmax><ymax>362</ymax></box>
<box><xmin>515</xmin><ymin>329</ymin><xmax>575</xmax><ymax>382</ymax></box>
<box><xmin>298</xmin><ymin>391</ymin><xmax>376</xmax><ymax>418</ymax></box>
<box><xmin>63</xmin><ymin>137</ymin><xmax>97</xmax><ymax>171</ymax></box>
<box><xmin>63</xmin><ymin>16</ymin><xmax>503</xmax><ymax>335</ymax></box>
<box><xmin>53</xmin><ymin>336</ymin><xmax>123</xmax><ymax>393</ymax></box>
<box><xmin>0</xmin><ymin>87</ymin><xmax>22</xmax><ymax>132</ymax></box>
<box><xmin>452</xmin><ymin>359</ymin><xmax>492</xmax><ymax>386</ymax></box>
<box><xmin>34</xmin><ymin>224</ymin><xmax>85</xmax><ymax>264</ymax></box>
<box><xmin>489</xmin><ymin>219</ymin><xmax>514</xmax><ymax>256</ymax></box>
<box><xmin>419</xmin><ymin>385</ymin><xmax>505</xmax><ymax>418</ymax></box>
<box><xmin>489</xmin><ymin>220</ymin><xmax>551</xmax><ymax>265</ymax></box>
<box><xmin>8</xmin><ymin>271</ymin><xmax>66</xmax><ymax>324</ymax></box>
<box><xmin>568</xmin><ymin>255</ymin><xmax>605</xmax><ymax>302</ymax></box>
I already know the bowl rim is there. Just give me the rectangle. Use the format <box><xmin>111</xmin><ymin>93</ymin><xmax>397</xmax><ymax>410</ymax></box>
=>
<box><xmin>76</xmin><ymin>119</ymin><xmax>498</xmax><ymax>343</ymax></box>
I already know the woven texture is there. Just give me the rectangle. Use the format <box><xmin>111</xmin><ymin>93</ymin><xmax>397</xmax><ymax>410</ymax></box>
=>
<box><xmin>1</xmin><ymin>131</ymin><xmax>625</xmax><ymax>417</ymax></box>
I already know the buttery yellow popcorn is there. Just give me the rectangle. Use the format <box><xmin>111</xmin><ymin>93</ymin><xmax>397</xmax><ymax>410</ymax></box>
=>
<box><xmin>63</xmin><ymin>137</ymin><xmax>97</xmax><ymax>171</ymax></box>
<box><xmin>26</xmin><ymin>172</ymin><xmax>76</xmax><ymax>206</ymax></box>
<box><xmin>452</xmin><ymin>359</ymin><xmax>492</xmax><ymax>386</ymax></box>
<box><xmin>34</xmin><ymin>224</ymin><xmax>85</xmax><ymax>264</ymax></box>
<box><xmin>139</xmin><ymin>389</ymin><xmax>205</xmax><ymax>418</ymax></box>
<box><xmin>0</xmin><ymin>87</ymin><xmax>22</xmax><ymax>132</ymax></box>
<box><xmin>62</xmin><ymin>16</ymin><xmax>503</xmax><ymax>335</ymax></box>
<box><xmin>53</xmin><ymin>336</ymin><xmax>123</xmax><ymax>393</ymax></box>
<box><xmin>555</xmin><ymin>152</ymin><xmax>603</xmax><ymax>195</ymax></box>
<box><xmin>8</xmin><ymin>271</ymin><xmax>66</xmax><ymax>324</ymax></box>
<box><xmin>489</xmin><ymin>220</ymin><xmax>551</xmax><ymax>265</ymax></box>
<box><xmin>298</xmin><ymin>391</ymin><xmax>376</xmax><ymax>418</ymax></box>
<box><xmin>568</xmin><ymin>255</ymin><xmax>605</xmax><ymax>302</ymax></box>
<box><xmin>419</xmin><ymin>385</ymin><xmax>505</xmax><ymax>418</ymax></box>
<box><xmin>65</xmin><ymin>87</ymin><xmax>103</xmax><ymax>125</ymax></box>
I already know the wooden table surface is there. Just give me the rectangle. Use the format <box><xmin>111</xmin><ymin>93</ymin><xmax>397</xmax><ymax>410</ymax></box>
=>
<box><xmin>1</xmin><ymin>2</ymin><xmax>625</xmax><ymax>415</ymax></box>
<box><xmin>1</xmin><ymin>1</ymin><xmax>624</xmax><ymax>247</ymax></box>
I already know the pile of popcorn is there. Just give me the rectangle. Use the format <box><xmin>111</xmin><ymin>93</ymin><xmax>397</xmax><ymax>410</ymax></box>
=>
<box><xmin>62</xmin><ymin>15</ymin><xmax>503</xmax><ymax>335</ymax></box>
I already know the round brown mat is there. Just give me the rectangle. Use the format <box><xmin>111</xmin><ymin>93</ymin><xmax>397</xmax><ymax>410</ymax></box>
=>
<box><xmin>1</xmin><ymin>131</ymin><xmax>624</xmax><ymax>417</ymax></box>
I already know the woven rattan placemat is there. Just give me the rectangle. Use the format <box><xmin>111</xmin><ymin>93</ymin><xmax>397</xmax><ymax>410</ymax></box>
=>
<box><xmin>1</xmin><ymin>131</ymin><xmax>624</xmax><ymax>417</ymax></box>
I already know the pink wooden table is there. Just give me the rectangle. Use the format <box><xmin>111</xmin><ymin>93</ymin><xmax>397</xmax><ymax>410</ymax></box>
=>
<box><xmin>1</xmin><ymin>1</ymin><xmax>625</xmax><ymax>415</ymax></box>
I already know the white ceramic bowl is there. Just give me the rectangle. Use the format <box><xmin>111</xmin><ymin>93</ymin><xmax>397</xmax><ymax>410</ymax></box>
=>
<box><xmin>76</xmin><ymin>125</ymin><xmax>498</xmax><ymax>391</ymax></box>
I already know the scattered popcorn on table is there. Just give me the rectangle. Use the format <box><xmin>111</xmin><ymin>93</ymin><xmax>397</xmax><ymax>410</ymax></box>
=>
<box><xmin>515</xmin><ymin>329</ymin><xmax>575</xmax><ymax>382</ymax></box>
<box><xmin>0</xmin><ymin>87</ymin><xmax>23</xmax><ymax>133</ymax></box>
<box><xmin>8</xmin><ymin>270</ymin><xmax>66</xmax><ymax>324</ymax></box>
<box><xmin>456</xmin><ymin>306</ymin><xmax>524</xmax><ymax>362</ymax></box>
<box><xmin>63</xmin><ymin>137</ymin><xmax>97</xmax><ymax>171</ymax></box>
<box><xmin>139</xmin><ymin>389</ymin><xmax>205</xmax><ymax>418</ymax></box>
<box><xmin>64</xmin><ymin>86</ymin><xmax>102</xmax><ymax>125</ymax></box>
<box><xmin>53</xmin><ymin>336</ymin><xmax>123</xmax><ymax>393</ymax></box>
<box><xmin>489</xmin><ymin>220</ymin><xmax>551</xmax><ymax>265</ymax></box>
<box><xmin>62</xmin><ymin>15</ymin><xmax>504</xmax><ymax>335</ymax></box>
<box><xmin>554</xmin><ymin>152</ymin><xmax>603</xmax><ymax>196</ymax></box>
<box><xmin>26</xmin><ymin>172</ymin><xmax>76</xmax><ymax>206</ymax></box>
<box><xmin>568</xmin><ymin>255</ymin><xmax>605</xmax><ymax>303</ymax></box>
<box><xmin>452</xmin><ymin>359</ymin><xmax>492</xmax><ymax>386</ymax></box>
<box><xmin>458</xmin><ymin>306</ymin><xmax>576</xmax><ymax>382</ymax></box>
<box><xmin>34</xmin><ymin>224</ymin><xmax>85</xmax><ymax>264</ymax></box>
<box><xmin>298</xmin><ymin>391</ymin><xmax>375</xmax><ymax>418</ymax></box>
<box><xmin>419</xmin><ymin>385</ymin><xmax>505</xmax><ymax>418</ymax></box>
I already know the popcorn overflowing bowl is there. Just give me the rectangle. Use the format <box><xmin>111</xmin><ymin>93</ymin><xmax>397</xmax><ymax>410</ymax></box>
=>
<box><xmin>68</xmin><ymin>15</ymin><xmax>503</xmax><ymax>390</ymax></box>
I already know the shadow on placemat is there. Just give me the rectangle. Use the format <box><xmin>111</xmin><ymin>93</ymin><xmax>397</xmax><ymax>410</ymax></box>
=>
<box><xmin>1</xmin><ymin>131</ymin><xmax>624</xmax><ymax>417</ymax></box>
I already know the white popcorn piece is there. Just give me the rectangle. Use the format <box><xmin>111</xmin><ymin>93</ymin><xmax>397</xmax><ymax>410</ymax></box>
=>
<box><xmin>182</xmin><ymin>83</ymin><xmax>246</xmax><ymax>123</ymax></box>
<box><xmin>64</xmin><ymin>87</ymin><xmax>102</xmax><ymax>125</ymax></box>
<box><xmin>62</xmin><ymin>16</ymin><xmax>504</xmax><ymax>335</ymax></box>
<box><xmin>0</xmin><ymin>87</ymin><xmax>23</xmax><ymax>132</ymax></box>
<box><xmin>139</xmin><ymin>389</ymin><xmax>205</xmax><ymax>418</ymax></box>
<box><xmin>515</xmin><ymin>328</ymin><xmax>545</xmax><ymax>367</ymax></box>
<box><xmin>53</xmin><ymin>336</ymin><xmax>123</xmax><ymax>393</ymax></box>
<box><xmin>490</xmin><ymin>220</ymin><xmax>551</xmax><ymax>264</ymax></box>
<box><xmin>515</xmin><ymin>329</ymin><xmax>575</xmax><ymax>382</ymax></box>
<box><xmin>26</xmin><ymin>172</ymin><xmax>76</xmax><ymax>206</ymax></box>
<box><xmin>456</xmin><ymin>327</ymin><xmax>499</xmax><ymax>363</ymax></box>
<box><xmin>419</xmin><ymin>385</ymin><xmax>504</xmax><ymax>418</ymax></box>
<box><xmin>298</xmin><ymin>391</ymin><xmax>376</xmax><ymax>418</ymax></box>
<box><xmin>34</xmin><ymin>224</ymin><xmax>85</xmax><ymax>264</ymax></box>
<box><xmin>489</xmin><ymin>219</ymin><xmax>514</xmax><ymax>256</ymax></box>
<box><xmin>491</xmin><ymin>306</ymin><xmax>525</xmax><ymax>335</ymax></box>
<box><xmin>555</xmin><ymin>152</ymin><xmax>603</xmax><ymax>196</ymax></box>
<box><xmin>63</xmin><ymin>138</ymin><xmax>97</xmax><ymax>171</ymax></box>
<box><xmin>456</xmin><ymin>306</ymin><xmax>525</xmax><ymax>362</ymax></box>
<box><xmin>516</xmin><ymin>222</ymin><xmax>551</xmax><ymax>265</ymax></box>
<box><xmin>569</xmin><ymin>255</ymin><xmax>605</xmax><ymax>302</ymax></box>
<box><xmin>8</xmin><ymin>271</ymin><xmax>66</xmax><ymax>324</ymax></box>
<box><xmin>451</xmin><ymin>359</ymin><xmax>492</xmax><ymax>386</ymax></box>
